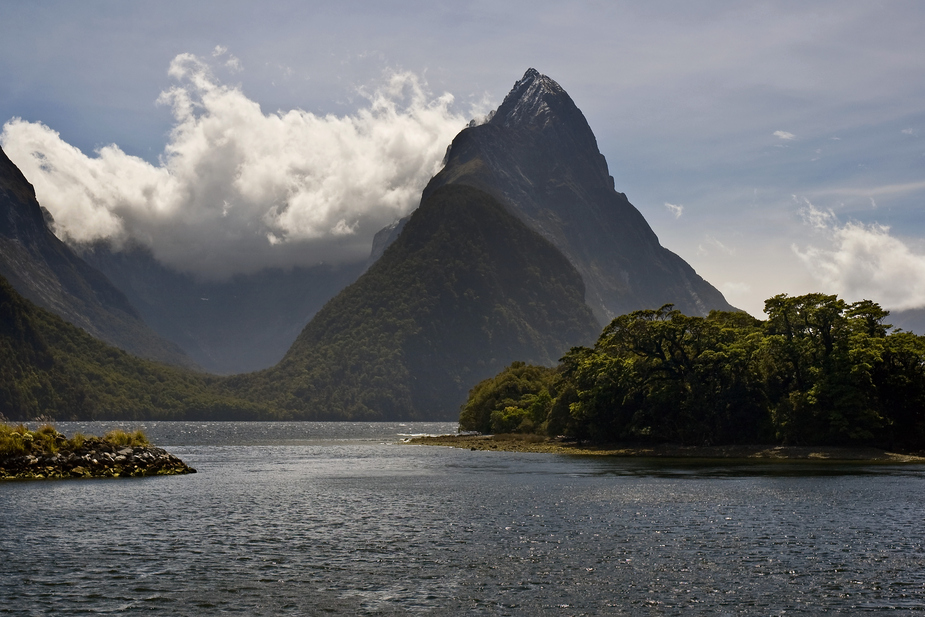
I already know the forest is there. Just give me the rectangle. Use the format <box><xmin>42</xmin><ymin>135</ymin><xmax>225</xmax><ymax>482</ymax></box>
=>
<box><xmin>460</xmin><ymin>293</ymin><xmax>925</xmax><ymax>451</ymax></box>
<box><xmin>0</xmin><ymin>275</ymin><xmax>267</xmax><ymax>421</ymax></box>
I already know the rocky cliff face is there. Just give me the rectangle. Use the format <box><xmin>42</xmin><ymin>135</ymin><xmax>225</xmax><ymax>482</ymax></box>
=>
<box><xmin>422</xmin><ymin>69</ymin><xmax>735</xmax><ymax>324</ymax></box>
<box><xmin>0</xmin><ymin>146</ymin><xmax>195</xmax><ymax>368</ymax></box>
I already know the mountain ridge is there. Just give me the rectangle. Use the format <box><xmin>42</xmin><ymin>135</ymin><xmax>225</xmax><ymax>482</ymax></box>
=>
<box><xmin>422</xmin><ymin>68</ymin><xmax>734</xmax><ymax>323</ymax></box>
<box><xmin>225</xmin><ymin>184</ymin><xmax>599</xmax><ymax>419</ymax></box>
<box><xmin>0</xmin><ymin>146</ymin><xmax>196</xmax><ymax>369</ymax></box>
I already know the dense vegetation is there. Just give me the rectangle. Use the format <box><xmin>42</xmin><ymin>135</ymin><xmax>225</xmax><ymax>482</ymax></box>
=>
<box><xmin>461</xmin><ymin>294</ymin><xmax>925</xmax><ymax>451</ymax></box>
<box><xmin>224</xmin><ymin>184</ymin><xmax>599</xmax><ymax>420</ymax></box>
<box><xmin>0</xmin><ymin>274</ymin><xmax>268</xmax><ymax>421</ymax></box>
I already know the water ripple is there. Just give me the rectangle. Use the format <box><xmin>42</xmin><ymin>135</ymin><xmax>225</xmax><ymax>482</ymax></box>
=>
<box><xmin>3</xmin><ymin>422</ymin><xmax>925</xmax><ymax>614</ymax></box>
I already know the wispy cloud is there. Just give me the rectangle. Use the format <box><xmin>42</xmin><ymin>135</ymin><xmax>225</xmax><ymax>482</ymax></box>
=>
<box><xmin>1</xmin><ymin>52</ymin><xmax>473</xmax><ymax>278</ymax></box>
<box><xmin>773</xmin><ymin>130</ymin><xmax>796</xmax><ymax>141</ymax></box>
<box><xmin>697</xmin><ymin>235</ymin><xmax>736</xmax><ymax>256</ymax></box>
<box><xmin>794</xmin><ymin>200</ymin><xmax>925</xmax><ymax>310</ymax></box>
<box><xmin>211</xmin><ymin>45</ymin><xmax>242</xmax><ymax>72</ymax></box>
<box><xmin>664</xmin><ymin>202</ymin><xmax>683</xmax><ymax>218</ymax></box>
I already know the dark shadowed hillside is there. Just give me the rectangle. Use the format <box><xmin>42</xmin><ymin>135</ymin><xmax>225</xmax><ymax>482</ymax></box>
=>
<box><xmin>0</xmin><ymin>146</ymin><xmax>195</xmax><ymax>368</ymax></box>
<box><xmin>225</xmin><ymin>184</ymin><xmax>599</xmax><ymax>420</ymax></box>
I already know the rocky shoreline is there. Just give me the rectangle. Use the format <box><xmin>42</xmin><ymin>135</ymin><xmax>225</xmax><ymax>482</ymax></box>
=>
<box><xmin>1</xmin><ymin>436</ymin><xmax>196</xmax><ymax>481</ymax></box>
<box><xmin>406</xmin><ymin>434</ymin><xmax>925</xmax><ymax>462</ymax></box>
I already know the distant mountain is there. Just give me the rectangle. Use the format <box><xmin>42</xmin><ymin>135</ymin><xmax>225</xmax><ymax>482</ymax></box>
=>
<box><xmin>225</xmin><ymin>184</ymin><xmax>599</xmax><ymax>419</ymax></box>
<box><xmin>889</xmin><ymin>308</ymin><xmax>925</xmax><ymax>335</ymax></box>
<box><xmin>365</xmin><ymin>216</ymin><xmax>409</xmax><ymax>269</ymax></box>
<box><xmin>77</xmin><ymin>243</ymin><xmax>363</xmax><ymax>374</ymax></box>
<box><xmin>0</xmin><ymin>273</ymin><xmax>264</xmax><ymax>421</ymax></box>
<box><xmin>421</xmin><ymin>69</ymin><xmax>735</xmax><ymax>324</ymax></box>
<box><xmin>0</xmin><ymin>146</ymin><xmax>195</xmax><ymax>368</ymax></box>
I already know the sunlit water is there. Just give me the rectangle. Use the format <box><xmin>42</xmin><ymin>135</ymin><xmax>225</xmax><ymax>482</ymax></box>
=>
<box><xmin>2</xmin><ymin>422</ymin><xmax>925</xmax><ymax>615</ymax></box>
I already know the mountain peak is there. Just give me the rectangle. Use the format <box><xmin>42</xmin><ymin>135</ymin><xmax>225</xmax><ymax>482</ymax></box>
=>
<box><xmin>490</xmin><ymin>68</ymin><xmax>572</xmax><ymax>129</ymax></box>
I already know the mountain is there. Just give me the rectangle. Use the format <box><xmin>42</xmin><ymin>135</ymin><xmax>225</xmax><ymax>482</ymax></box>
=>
<box><xmin>225</xmin><ymin>184</ymin><xmax>599</xmax><ymax>420</ymax></box>
<box><xmin>889</xmin><ymin>308</ymin><xmax>925</xmax><ymax>335</ymax></box>
<box><xmin>0</xmin><ymin>146</ymin><xmax>195</xmax><ymax>368</ymax></box>
<box><xmin>0</xmin><ymin>273</ymin><xmax>264</xmax><ymax>421</ymax></box>
<box><xmin>77</xmin><ymin>243</ymin><xmax>363</xmax><ymax>374</ymax></box>
<box><xmin>421</xmin><ymin>69</ymin><xmax>735</xmax><ymax>324</ymax></box>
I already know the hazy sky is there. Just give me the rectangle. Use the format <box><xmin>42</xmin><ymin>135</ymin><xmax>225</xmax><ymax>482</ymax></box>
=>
<box><xmin>2</xmin><ymin>1</ymin><xmax>924</xmax><ymax>316</ymax></box>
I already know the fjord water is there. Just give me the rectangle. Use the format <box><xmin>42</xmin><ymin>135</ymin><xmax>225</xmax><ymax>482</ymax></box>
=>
<box><xmin>2</xmin><ymin>423</ymin><xmax>924</xmax><ymax>615</ymax></box>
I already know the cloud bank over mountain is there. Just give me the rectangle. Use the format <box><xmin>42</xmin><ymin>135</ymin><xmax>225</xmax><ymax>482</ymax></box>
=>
<box><xmin>0</xmin><ymin>53</ymin><xmax>471</xmax><ymax>278</ymax></box>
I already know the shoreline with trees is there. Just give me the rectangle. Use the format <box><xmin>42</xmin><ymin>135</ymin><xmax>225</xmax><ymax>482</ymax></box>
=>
<box><xmin>453</xmin><ymin>293</ymin><xmax>925</xmax><ymax>455</ymax></box>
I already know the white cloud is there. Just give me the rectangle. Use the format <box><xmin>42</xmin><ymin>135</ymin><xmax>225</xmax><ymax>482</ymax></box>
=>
<box><xmin>773</xmin><ymin>130</ymin><xmax>796</xmax><ymax>140</ymax></box>
<box><xmin>0</xmin><ymin>52</ymin><xmax>472</xmax><ymax>278</ymax></box>
<box><xmin>794</xmin><ymin>201</ymin><xmax>925</xmax><ymax>310</ymax></box>
<box><xmin>664</xmin><ymin>201</ymin><xmax>683</xmax><ymax>218</ymax></box>
<box><xmin>902</xmin><ymin>128</ymin><xmax>917</xmax><ymax>136</ymax></box>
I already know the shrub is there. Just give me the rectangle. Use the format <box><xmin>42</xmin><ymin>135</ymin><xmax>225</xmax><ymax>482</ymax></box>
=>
<box><xmin>103</xmin><ymin>429</ymin><xmax>149</xmax><ymax>447</ymax></box>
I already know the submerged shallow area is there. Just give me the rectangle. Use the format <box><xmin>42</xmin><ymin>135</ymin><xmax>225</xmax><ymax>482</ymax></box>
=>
<box><xmin>408</xmin><ymin>433</ymin><xmax>925</xmax><ymax>462</ymax></box>
<box><xmin>2</xmin><ymin>421</ymin><xmax>924</xmax><ymax>615</ymax></box>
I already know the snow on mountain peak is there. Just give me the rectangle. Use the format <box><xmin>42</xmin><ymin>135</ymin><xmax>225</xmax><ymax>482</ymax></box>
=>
<box><xmin>491</xmin><ymin>68</ymin><xmax>569</xmax><ymax>129</ymax></box>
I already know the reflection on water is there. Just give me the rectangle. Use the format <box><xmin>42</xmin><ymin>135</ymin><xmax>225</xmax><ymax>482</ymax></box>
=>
<box><xmin>2</xmin><ymin>422</ymin><xmax>925</xmax><ymax>615</ymax></box>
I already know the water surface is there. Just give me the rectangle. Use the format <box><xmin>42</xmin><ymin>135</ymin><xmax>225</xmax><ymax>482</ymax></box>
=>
<box><xmin>2</xmin><ymin>422</ymin><xmax>924</xmax><ymax>615</ymax></box>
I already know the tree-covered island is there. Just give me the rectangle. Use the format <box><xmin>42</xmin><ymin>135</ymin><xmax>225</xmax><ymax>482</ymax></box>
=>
<box><xmin>455</xmin><ymin>293</ymin><xmax>925</xmax><ymax>453</ymax></box>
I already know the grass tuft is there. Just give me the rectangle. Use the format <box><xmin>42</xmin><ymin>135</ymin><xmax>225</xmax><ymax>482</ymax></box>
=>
<box><xmin>103</xmin><ymin>429</ymin><xmax>149</xmax><ymax>447</ymax></box>
<box><xmin>1</xmin><ymin>423</ymin><xmax>149</xmax><ymax>456</ymax></box>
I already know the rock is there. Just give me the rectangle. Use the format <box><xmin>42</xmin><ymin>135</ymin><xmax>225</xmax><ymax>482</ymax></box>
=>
<box><xmin>1</xmin><ymin>443</ymin><xmax>195</xmax><ymax>481</ymax></box>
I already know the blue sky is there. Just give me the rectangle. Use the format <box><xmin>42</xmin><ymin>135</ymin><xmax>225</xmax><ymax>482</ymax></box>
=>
<box><xmin>1</xmin><ymin>1</ymin><xmax>924</xmax><ymax>316</ymax></box>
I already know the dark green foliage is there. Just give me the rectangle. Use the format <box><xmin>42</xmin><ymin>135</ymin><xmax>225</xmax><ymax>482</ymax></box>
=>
<box><xmin>460</xmin><ymin>362</ymin><xmax>557</xmax><ymax>434</ymax></box>
<box><xmin>559</xmin><ymin>306</ymin><xmax>770</xmax><ymax>444</ymax></box>
<box><xmin>0</xmin><ymin>275</ymin><xmax>267</xmax><ymax>421</ymax></box>
<box><xmin>462</xmin><ymin>293</ymin><xmax>925</xmax><ymax>450</ymax></box>
<box><xmin>226</xmin><ymin>184</ymin><xmax>599</xmax><ymax>420</ymax></box>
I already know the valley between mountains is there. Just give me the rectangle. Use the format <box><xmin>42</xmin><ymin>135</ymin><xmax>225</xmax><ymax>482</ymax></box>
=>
<box><xmin>5</xmin><ymin>69</ymin><xmax>922</xmax><ymax>450</ymax></box>
<box><xmin>0</xmin><ymin>69</ymin><xmax>736</xmax><ymax>422</ymax></box>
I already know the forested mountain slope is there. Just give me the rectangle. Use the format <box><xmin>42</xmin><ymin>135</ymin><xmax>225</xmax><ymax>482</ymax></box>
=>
<box><xmin>0</xmin><ymin>274</ymin><xmax>264</xmax><ymax>421</ymax></box>
<box><xmin>225</xmin><ymin>184</ymin><xmax>599</xmax><ymax>420</ymax></box>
